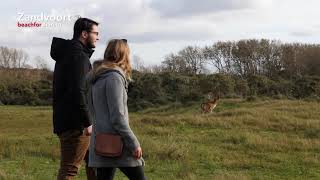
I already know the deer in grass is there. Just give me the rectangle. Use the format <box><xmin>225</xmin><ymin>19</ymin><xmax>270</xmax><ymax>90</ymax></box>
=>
<box><xmin>201</xmin><ymin>95</ymin><xmax>220</xmax><ymax>113</ymax></box>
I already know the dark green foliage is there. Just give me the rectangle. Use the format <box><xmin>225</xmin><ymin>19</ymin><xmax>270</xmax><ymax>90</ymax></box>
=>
<box><xmin>0</xmin><ymin>79</ymin><xmax>52</xmax><ymax>105</ymax></box>
<box><xmin>199</xmin><ymin>73</ymin><xmax>235</xmax><ymax>96</ymax></box>
<box><xmin>292</xmin><ymin>76</ymin><xmax>320</xmax><ymax>98</ymax></box>
<box><xmin>1</xmin><ymin>69</ymin><xmax>320</xmax><ymax>110</ymax></box>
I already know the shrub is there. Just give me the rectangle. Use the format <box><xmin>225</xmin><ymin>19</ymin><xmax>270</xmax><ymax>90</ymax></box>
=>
<box><xmin>293</xmin><ymin>76</ymin><xmax>320</xmax><ymax>98</ymax></box>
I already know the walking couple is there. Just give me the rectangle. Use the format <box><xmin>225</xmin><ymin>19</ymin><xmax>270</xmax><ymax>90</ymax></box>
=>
<box><xmin>51</xmin><ymin>17</ymin><xmax>146</xmax><ymax>180</ymax></box>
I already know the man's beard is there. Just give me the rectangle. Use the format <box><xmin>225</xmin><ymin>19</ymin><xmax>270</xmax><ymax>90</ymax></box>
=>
<box><xmin>86</xmin><ymin>39</ymin><xmax>95</xmax><ymax>49</ymax></box>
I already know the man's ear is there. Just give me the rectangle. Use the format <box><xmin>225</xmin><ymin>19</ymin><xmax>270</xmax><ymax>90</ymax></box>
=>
<box><xmin>81</xmin><ymin>31</ymin><xmax>88</xmax><ymax>39</ymax></box>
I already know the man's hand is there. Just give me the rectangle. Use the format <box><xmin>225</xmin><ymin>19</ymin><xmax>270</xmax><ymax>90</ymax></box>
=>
<box><xmin>133</xmin><ymin>147</ymin><xmax>142</xmax><ymax>159</ymax></box>
<box><xmin>83</xmin><ymin>125</ymin><xmax>92</xmax><ymax>136</ymax></box>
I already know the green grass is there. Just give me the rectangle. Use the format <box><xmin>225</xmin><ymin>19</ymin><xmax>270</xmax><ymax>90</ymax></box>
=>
<box><xmin>0</xmin><ymin>99</ymin><xmax>320</xmax><ymax>179</ymax></box>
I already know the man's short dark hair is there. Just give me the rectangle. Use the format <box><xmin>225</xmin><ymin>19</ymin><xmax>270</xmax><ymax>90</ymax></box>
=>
<box><xmin>73</xmin><ymin>18</ymin><xmax>99</xmax><ymax>39</ymax></box>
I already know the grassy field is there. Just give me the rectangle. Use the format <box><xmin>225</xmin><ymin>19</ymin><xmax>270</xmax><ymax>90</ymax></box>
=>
<box><xmin>0</xmin><ymin>99</ymin><xmax>320</xmax><ymax>179</ymax></box>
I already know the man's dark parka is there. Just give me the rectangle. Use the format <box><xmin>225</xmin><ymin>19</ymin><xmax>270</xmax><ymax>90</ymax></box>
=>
<box><xmin>50</xmin><ymin>37</ymin><xmax>93</xmax><ymax>134</ymax></box>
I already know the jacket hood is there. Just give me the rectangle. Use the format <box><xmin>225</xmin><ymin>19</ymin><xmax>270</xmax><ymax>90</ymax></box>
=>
<box><xmin>89</xmin><ymin>66</ymin><xmax>127</xmax><ymax>88</ymax></box>
<box><xmin>50</xmin><ymin>37</ymin><xmax>70</xmax><ymax>62</ymax></box>
<box><xmin>50</xmin><ymin>37</ymin><xmax>94</xmax><ymax>62</ymax></box>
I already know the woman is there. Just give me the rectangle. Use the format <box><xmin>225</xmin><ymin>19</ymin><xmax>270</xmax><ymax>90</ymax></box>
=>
<box><xmin>87</xmin><ymin>39</ymin><xmax>146</xmax><ymax>180</ymax></box>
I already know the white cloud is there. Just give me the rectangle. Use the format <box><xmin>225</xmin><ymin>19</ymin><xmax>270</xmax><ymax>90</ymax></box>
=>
<box><xmin>0</xmin><ymin>0</ymin><xmax>319</xmax><ymax>70</ymax></box>
<box><xmin>148</xmin><ymin>0</ymin><xmax>248</xmax><ymax>17</ymax></box>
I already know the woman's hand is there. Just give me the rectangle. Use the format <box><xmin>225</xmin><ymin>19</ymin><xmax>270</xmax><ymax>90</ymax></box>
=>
<box><xmin>133</xmin><ymin>147</ymin><xmax>142</xmax><ymax>159</ymax></box>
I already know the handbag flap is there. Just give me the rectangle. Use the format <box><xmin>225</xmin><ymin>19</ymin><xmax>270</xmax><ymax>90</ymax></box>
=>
<box><xmin>95</xmin><ymin>133</ymin><xmax>123</xmax><ymax>157</ymax></box>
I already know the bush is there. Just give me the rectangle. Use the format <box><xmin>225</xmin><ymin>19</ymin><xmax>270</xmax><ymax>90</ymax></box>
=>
<box><xmin>199</xmin><ymin>73</ymin><xmax>235</xmax><ymax>96</ymax></box>
<box><xmin>247</xmin><ymin>75</ymin><xmax>277</xmax><ymax>96</ymax></box>
<box><xmin>234</xmin><ymin>78</ymin><xmax>249</xmax><ymax>97</ymax></box>
<box><xmin>246</xmin><ymin>95</ymin><xmax>258</xmax><ymax>102</ymax></box>
<box><xmin>1</xmin><ymin>68</ymin><xmax>320</xmax><ymax>108</ymax></box>
<box><xmin>293</xmin><ymin>76</ymin><xmax>320</xmax><ymax>98</ymax></box>
<box><xmin>0</xmin><ymin>79</ymin><xmax>52</xmax><ymax>106</ymax></box>
<box><xmin>128</xmin><ymin>99</ymin><xmax>155</xmax><ymax>112</ymax></box>
<box><xmin>160</xmin><ymin>73</ymin><xmax>193</xmax><ymax>102</ymax></box>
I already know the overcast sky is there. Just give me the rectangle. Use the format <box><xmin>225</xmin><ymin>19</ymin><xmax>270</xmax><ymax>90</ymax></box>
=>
<box><xmin>1</xmin><ymin>0</ymin><xmax>320</xmax><ymax>70</ymax></box>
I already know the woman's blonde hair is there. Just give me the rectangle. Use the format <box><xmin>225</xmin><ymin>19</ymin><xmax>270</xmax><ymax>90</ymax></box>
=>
<box><xmin>93</xmin><ymin>39</ymin><xmax>132</xmax><ymax>79</ymax></box>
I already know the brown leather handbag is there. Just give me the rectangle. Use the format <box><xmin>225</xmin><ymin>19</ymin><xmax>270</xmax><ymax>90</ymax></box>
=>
<box><xmin>95</xmin><ymin>133</ymin><xmax>123</xmax><ymax>157</ymax></box>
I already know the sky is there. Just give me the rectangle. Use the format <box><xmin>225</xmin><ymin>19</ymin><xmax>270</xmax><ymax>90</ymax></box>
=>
<box><xmin>1</xmin><ymin>0</ymin><xmax>320</xmax><ymax>70</ymax></box>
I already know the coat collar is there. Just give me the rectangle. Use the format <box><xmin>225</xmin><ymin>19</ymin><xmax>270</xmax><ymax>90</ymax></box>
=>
<box><xmin>72</xmin><ymin>38</ymin><xmax>95</xmax><ymax>58</ymax></box>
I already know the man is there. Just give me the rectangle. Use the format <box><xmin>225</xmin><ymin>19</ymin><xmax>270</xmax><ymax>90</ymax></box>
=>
<box><xmin>50</xmin><ymin>17</ymin><xmax>99</xmax><ymax>180</ymax></box>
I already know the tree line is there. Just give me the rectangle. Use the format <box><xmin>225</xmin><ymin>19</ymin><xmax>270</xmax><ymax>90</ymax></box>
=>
<box><xmin>1</xmin><ymin>39</ymin><xmax>320</xmax><ymax>110</ymax></box>
<box><xmin>160</xmin><ymin>39</ymin><xmax>320</xmax><ymax>77</ymax></box>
